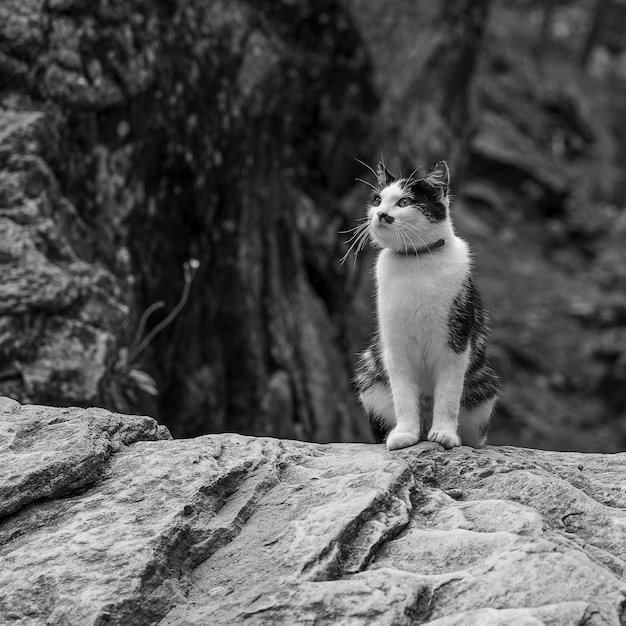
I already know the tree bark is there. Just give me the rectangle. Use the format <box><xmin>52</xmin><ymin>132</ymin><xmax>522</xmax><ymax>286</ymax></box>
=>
<box><xmin>0</xmin><ymin>0</ymin><xmax>492</xmax><ymax>442</ymax></box>
<box><xmin>579</xmin><ymin>0</ymin><xmax>611</xmax><ymax>69</ymax></box>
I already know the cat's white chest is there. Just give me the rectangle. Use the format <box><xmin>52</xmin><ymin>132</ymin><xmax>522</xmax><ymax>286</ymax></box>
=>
<box><xmin>375</xmin><ymin>241</ymin><xmax>469</xmax><ymax>379</ymax></box>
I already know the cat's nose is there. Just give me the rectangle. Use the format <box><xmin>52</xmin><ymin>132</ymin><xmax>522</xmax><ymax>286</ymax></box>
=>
<box><xmin>377</xmin><ymin>211</ymin><xmax>394</xmax><ymax>224</ymax></box>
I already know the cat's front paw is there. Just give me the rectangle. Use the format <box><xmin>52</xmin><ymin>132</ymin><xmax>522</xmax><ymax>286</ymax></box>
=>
<box><xmin>428</xmin><ymin>429</ymin><xmax>461</xmax><ymax>449</ymax></box>
<box><xmin>386</xmin><ymin>430</ymin><xmax>419</xmax><ymax>451</ymax></box>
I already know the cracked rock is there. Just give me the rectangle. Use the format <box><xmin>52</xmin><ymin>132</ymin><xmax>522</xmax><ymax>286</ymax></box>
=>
<box><xmin>1</xmin><ymin>398</ymin><xmax>625</xmax><ymax>625</ymax></box>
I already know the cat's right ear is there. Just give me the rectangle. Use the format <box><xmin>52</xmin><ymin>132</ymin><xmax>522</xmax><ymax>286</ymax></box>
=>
<box><xmin>376</xmin><ymin>162</ymin><xmax>396</xmax><ymax>188</ymax></box>
<box><xmin>423</xmin><ymin>161</ymin><xmax>450</xmax><ymax>197</ymax></box>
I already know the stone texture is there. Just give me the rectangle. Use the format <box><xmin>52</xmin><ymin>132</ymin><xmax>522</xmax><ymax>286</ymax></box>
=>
<box><xmin>1</xmin><ymin>399</ymin><xmax>625</xmax><ymax>625</ymax></box>
<box><xmin>0</xmin><ymin>105</ymin><xmax>128</xmax><ymax>407</ymax></box>
<box><xmin>0</xmin><ymin>396</ymin><xmax>170</xmax><ymax>518</ymax></box>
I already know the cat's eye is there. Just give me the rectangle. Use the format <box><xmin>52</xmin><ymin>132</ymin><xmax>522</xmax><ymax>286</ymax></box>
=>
<box><xmin>397</xmin><ymin>197</ymin><xmax>412</xmax><ymax>207</ymax></box>
<box><xmin>372</xmin><ymin>196</ymin><xmax>381</xmax><ymax>206</ymax></box>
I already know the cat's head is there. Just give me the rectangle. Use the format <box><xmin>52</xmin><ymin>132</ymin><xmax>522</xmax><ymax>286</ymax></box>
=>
<box><xmin>367</xmin><ymin>161</ymin><xmax>451</xmax><ymax>252</ymax></box>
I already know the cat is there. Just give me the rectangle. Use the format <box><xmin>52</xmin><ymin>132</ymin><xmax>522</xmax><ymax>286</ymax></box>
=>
<box><xmin>350</xmin><ymin>160</ymin><xmax>499</xmax><ymax>450</ymax></box>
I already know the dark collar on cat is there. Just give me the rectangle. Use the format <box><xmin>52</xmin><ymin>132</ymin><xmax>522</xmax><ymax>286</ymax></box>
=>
<box><xmin>395</xmin><ymin>238</ymin><xmax>445</xmax><ymax>256</ymax></box>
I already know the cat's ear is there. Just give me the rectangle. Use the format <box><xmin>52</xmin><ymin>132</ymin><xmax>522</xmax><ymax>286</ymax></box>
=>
<box><xmin>424</xmin><ymin>161</ymin><xmax>450</xmax><ymax>197</ymax></box>
<box><xmin>376</xmin><ymin>162</ymin><xmax>396</xmax><ymax>188</ymax></box>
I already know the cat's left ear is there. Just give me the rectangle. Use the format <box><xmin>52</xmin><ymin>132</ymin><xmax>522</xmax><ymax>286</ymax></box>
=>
<box><xmin>424</xmin><ymin>161</ymin><xmax>450</xmax><ymax>197</ymax></box>
<box><xmin>376</xmin><ymin>162</ymin><xmax>396</xmax><ymax>188</ymax></box>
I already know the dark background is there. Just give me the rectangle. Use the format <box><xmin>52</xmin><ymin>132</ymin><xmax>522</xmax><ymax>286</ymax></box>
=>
<box><xmin>1</xmin><ymin>0</ymin><xmax>625</xmax><ymax>451</ymax></box>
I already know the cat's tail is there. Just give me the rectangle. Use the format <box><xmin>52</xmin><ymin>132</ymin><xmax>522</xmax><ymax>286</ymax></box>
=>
<box><xmin>353</xmin><ymin>340</ymin><xmax>395</xmax><ymax>442</ymax></box>
<box><xmin>359</xmin><ymin>384</ymin><xmax>395</xmax><ymax>443</ymax></box>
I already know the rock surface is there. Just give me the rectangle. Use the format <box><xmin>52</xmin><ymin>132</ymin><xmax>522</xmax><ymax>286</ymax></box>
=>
<box><xmin>2</xmin><ymin>398</ymin><xmax>626</xmax><ymax>625</ymax></box>
<box><xmin>0</xmin><ymin>104</ymin><xmax>127</xmax><ymax>408</ymax></box>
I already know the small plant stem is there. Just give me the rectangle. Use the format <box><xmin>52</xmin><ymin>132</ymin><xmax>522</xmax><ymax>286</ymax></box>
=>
<box><xmin>128</xmin><ymin>300</ymin><xmax>165</xmax><ymax>360</ymax></box>
<box><xmin>128</xmin><ymin>262</ymin><xmax>198</xmax><ymax>363</ymax></box>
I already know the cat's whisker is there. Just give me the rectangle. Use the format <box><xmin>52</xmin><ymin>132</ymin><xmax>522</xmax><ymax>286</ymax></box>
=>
<box><xmin>353</xmin><ymin>225</ymin><xmax>372</xmax><ymax>263</ymax></box>
<box><xmin>355</xmin><ymin>178</ymin><xmax>378</xmax><ymax>192</ymax></box>
<box><xmin>401</xmin><ymin>222</ymin><xmax>433</xmax><ymax>258</ymax></box>
<box><xmin>353</xmin><ymin>157</ymin><xmax>378</xmax><ymax>180</ymax></box>
<box><xmin>338</xmin><ymin>217</ymin><xmax>369</xmax><ymax>235</ymax></box>
<box><xmin>355</xmin><ymin>227</ymin><xmax>370</xmax><ymax>253</ymax></box>
<box><xmin>339</xmin><ymin>246</ymin><xmax>355</xmax><ymax>266</ymax></box>
<box><xmin>342</xmin><ymin>221</ymin><xmax>369</xmax><ymax>240</ymax></box>
<box><xmin>393</xmin><ymin>223</ymin><xmax>406</xmax><ymax>252</ymax></box>
<box><xmin>340</xmin><ymin>237</ymin><xmax>362</xmax><ymax>265</ymax></box>
<box><xmin>393</xmin><ymin>227</ymin><xmax>403</xmax><ymax>266</ymax></box>
<box><xmin>394</xmin><ymin>224</ymin><xmax>415</xmax><ymax>260</ymax></box>
<box><xmin>350</xmin><ymin>238</ymin><xmax>368</xmax><ymax>268</ymax></box>
<box><xmin>393</xmin><ymin>225</ymin><xmax>411</xmax><ymax>267</ymax></box>
<box><xmin>399</xmin><ymin>225</ymin><xmax>420</xmax><ymax>258</ymax></box>
<box><xmin>340</xmin><ymin>231</ymin><xmax>365</xmax><ymax>264</ymax></box>
<box><xmin>339</xmin><ymin>222</ymin><xmax>369</xmax><ymax>237</ymax></box>
<box><xmin>391</xmin><ymin>224</ymin><xmax>399</xmax><ymax>251</ymax></box>
<box><xmin>340</xmin><ymin>223</ymin><xmax>371</xmax><ymax>265</ymax></box>
<box><xmin>343</xmin><ymin>229</ymin><xmax>369</xmax><ymax>247</ymax></box>
<box><xmin>402</xmin><ymin>222</ymin><xmax>436</xmax><ymax>261</ymax></box>
<box><xmin>402</xmin><ymin>230</ymin><xmax>417</xmax><ymax>266</ymax></box>
<box><xmin>402</xmin><ymin>164</ymin><xmax>424</xmax><ymax>189</ymax></box>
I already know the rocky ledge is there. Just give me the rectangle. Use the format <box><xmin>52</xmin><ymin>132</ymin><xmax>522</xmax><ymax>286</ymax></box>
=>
<box><xmin>1</xmin><ymin>397</ymin><xmax>625</xmax><ymax>625</ymax></box>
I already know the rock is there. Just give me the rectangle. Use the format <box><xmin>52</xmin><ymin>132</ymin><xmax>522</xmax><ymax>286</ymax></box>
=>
<box><xmin>1</xmin><ymin>398</ymin><xmax>625</xmax><ymax>625</ymax></box>
<box><xmin>0</xmin><ymin>396</ymin><xmax>170</xmax><ymax>518</ymax></box>
<box><xmin>0</xmin><ymin>106</ymin><xmax>128</xmax><ymax>407</ymax></box>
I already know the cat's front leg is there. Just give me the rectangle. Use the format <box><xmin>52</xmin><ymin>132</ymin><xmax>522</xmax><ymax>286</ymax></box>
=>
<box><xmin>386</xmin><ymin>366</ymin><xmax>420</xmax><ymax>450</ymax></box>
<box><xmin>429</xmin><ymin>356</ymin><xmax>467</xmax><ymax>449</ymax></box>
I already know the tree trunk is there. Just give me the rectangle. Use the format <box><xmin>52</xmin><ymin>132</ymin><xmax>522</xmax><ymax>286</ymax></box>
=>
<box><xmin>0</xmin><ymin>0</ymin><xmax>492</xmax><ymax>442</ymax></box>
<box><xmin>579</xmin><ymin>0</ymin><xmax>611</xmax><ymax>69</ymax></box>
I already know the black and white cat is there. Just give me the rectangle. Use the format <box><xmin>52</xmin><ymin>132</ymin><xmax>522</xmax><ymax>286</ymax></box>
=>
<box><xmin>351</xmin><ymin>160</ymin><xmax>499</xmax><ymax>450</ymax></box>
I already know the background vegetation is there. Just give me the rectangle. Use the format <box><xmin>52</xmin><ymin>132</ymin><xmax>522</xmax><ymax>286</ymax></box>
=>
<box><xmin>1</xmin><ymin>0</ymin><xmax>625</xmax><ymax>451</ymax></box>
